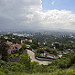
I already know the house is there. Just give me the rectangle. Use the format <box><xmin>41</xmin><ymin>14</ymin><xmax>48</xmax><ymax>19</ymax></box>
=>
<box><xmin>21</xmin><ymin>39</ymin><xmax>32</xmax><ymax>44</ymax></box>
<box><xmin>7</xmin><ymin>41</ymin><xmax>22</xmax><ymax>54</ymax></box>
<box><xmin>29</xmin><ymin>39</ymin><xmax>32</xmax><ymax>43</ymax></box>
<box><xmin>38</xmin><ymin>42</ymin><xmax>40</xmax><ymax>45</ymax></box>
<box><xmin>6</xmin><ymin>41</ymin><xmax>13</xmax><ymax>45</ymax></box>
<box><xmin>40</xmin><ymin>53</ymin><xmax>45</xmax><ymax>57</ymax></box>
<box><xmin>46</xmin><ymin>53</ymin><xmax>59</xmax><ymax>59</ymax></box>
<box><xmin>26</xmin><ymin>45</ymin><xmax>30</xmax><ymax>49</ymax></box>
<box><xmin>63</xmin><ymin>51</ymin><xmax>68</xmax><ymax>54</ymax></box>
<box><xmin>4</xmin><ymin>36</ymin><xmax>8</xmax><ymax>39</ymax></box>
<box><xmin>58</xmin><ymin>54</ymin><xmax>62</xmax><ymax>58</ymax></box>
<box><xmin>58</xmin><ymin>52</ymin><xmax>62</xmax><ymax>58</ymax></box>
<box><xmin>44</xmin><ymin>51</ymin><xmax>59</xmax><ymax>59</ymax></box>
<box><xmin>12</xmin><ymin>38</ymin><xmax>15</xmax><ymax>39</ymax></box>
<box><xmin>21</xmin><ymin>40</ymin><xmax>25</xmax><ymax>44</ymax></box>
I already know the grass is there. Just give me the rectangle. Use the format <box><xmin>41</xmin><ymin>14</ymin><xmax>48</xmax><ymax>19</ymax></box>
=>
<box><xmin>1</xmin><ymin>68</ymin><xmax>75</xmax><ymax>75</ymax></box>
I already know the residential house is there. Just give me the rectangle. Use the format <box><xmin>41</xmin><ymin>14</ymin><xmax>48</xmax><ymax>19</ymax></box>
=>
<box><xmin>44</xmin><ymin>51</ymin><xmax>59</xmax><ymax>59</ymax></box>
<box><xmin>29</xmin><ymin>39</ymin><xmax>32</xmax><ymax>43</ymax></box>
<box><xmin>4</xmin><ymin>36</ymin><xmax>8</xmax><ymax>39</ymax></box>
<box><xmin>21</xmin><ymin>40</ymin><xmax>25</xmax><ymax>44</ymax></box>
<box><xmin>21</xmin><ymin>39</ymin><xmax>32</xmax><ymax>44</ymax></box>
<box><xmin>26</xmin><ymin>45</ymin><xmax>31</xmax><ymax>49</ymax></box>
<box><xmin>7</xmin><ymin>41</ymin><xmax>22</xmax><ymax>54</ymax></box>
<box><xmin>38</xmin><ymin>42</ymin><xmax>40</xmax><ymax>45</ymax></box>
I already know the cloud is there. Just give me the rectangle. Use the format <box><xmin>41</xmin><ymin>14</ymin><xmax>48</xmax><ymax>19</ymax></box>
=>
<box><xmin>51</xmin><ymin>0</ymin><xmax>55</xmax><ymax>5</ymax></box>
<box><xmin>0</xmin><ymin>0</ymin><xmax>75</xmax><ymax>31</ymax></box>
<box><xmin>25</xmin><ymin>9</ymin><xmax>75</xmax><ymax>30</ymax></box>
<box><xmin>0</xmin><ymin>0</ymin><xmax>42</xmax><ymax>30</ymax></box>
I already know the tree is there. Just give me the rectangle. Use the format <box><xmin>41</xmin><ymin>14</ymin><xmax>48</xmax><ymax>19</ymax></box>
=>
<box><xmin>36</xmin><ymin>49</ymin><xmax>44</xmax><ymax>54</ymax></box>
<box><xmin>54</xmin><ymin>43</ymin><xmax>59</xmax><ymax>49</ymax></box>
<box><xmin>58</xmin><ymin>54</ymin><xmax>75</xmax><ymax>68</ymax></box>
<box><xmin>20</xmin><ymin>55</ymin><xmax>31</xmax><ymax>70</ymax></box>
<box><xmin>59</xmin><ymin>44</ymin><xmax>64</xmax><ymax>51</ymax></box>
<box><xmin>31</xmin><ymin>61</ymin><xmax>39</xmax><ymax>69</ymax></box>
<box><xmin>22</xmin><ymin>44</ymin><xmax>26</xmax><ymax>50</ymax></box>
<box><xmin>52</xmin><ymin>49</ymin><xmax>57</xmax><ymax>55</ymax></box>
<box><xmin>0</xmin><ymin>40</ymin><xmax>9</xmax><ymax>61</ymax></box>
<box><xmin>31</xmin><ymin>44</ymin><xmax>37</xmax><ymax>49</ymax></box>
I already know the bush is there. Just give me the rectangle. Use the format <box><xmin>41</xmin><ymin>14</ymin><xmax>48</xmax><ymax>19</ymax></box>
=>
<box><xmin>31</xmin><ymin>44</ymin><xmax>37</xmax><ymax>49</ymax></box>
<box><xmin>0</xmin><ymin>60</ymin><xmax>6</xmax><ymax>66</ymax></box>
<box><xmin>58</xmin><ymin>54</ymin><xmax>75</xmax><ymax>68</ymax></box>
<box><xmin>1</xmin><ymin>62</ymin><xmax>24</xmax><ymax>72</ymax></box>
<box><xmin>20</xmin><ymin>55</ymin><xmax>31</xmax><ymax>70</ymax></box>
<box><xmin>3</xmin><ymin>69</ymin><xmax>9</xmax><ymax>74</ymax></box>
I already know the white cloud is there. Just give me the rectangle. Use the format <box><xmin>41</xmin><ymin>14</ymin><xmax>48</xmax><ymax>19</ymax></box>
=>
<box><xmin>0</xmin><ymin>0</ymin><xmax>75</xmax><ymax>31</ymax></box>
<box><xmin>24</xmin><ymin>9</ymin><xmax>75</xmax><ymax>30</ymax></box>
<box><xmin>51</xmin><ymin>1</ymin><xmax>55</xmax><ymax>5</ymax></box>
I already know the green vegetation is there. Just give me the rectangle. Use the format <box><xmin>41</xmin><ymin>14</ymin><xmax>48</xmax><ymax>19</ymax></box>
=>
<box><xmin>20</xmin><ymin>55</ymin><xmax>31</xmax><ymax>70</ymax></box>
<box><xmin>0</xmin><ymin>33</ymin><xmax>75</xmax><ymax>75</ymax></box>
<box><xmin>0</xmin><ymin>53</ymin><xmax>74</xmax><ymax>75</ymax></box>
<box><xmin>57</xmin><ymin>54</ymin><xmax>75</xmax><ymax>68</ymax></box>
<box><xmin>31</xmin><ymin>44</ymin><xmax>37</xmax><ymax>49</ymax></box>
<box><xmin>0</xmin><ymin>40</ymin><xmax>9</xmax><ymax>61</ymax></box>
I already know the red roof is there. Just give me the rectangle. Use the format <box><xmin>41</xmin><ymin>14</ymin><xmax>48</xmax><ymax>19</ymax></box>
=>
<box><xmin>21</xmin><ymin>40</ymin><xmax>25</xmax><ymax>41</ymax></box>
<box><xmin>48</xmin><ymin>54</ymin><xmax>55</xmax><ymax>57</ymax></box>
<box><xmin>6</xmin><ymin>41</ymin><xmax>13</xmax><ymax>45</ymax></box>
<box><xmin>44</xmin><ymin>51</ymin><xmax>58</xmax><ymax>57</ymax></box>
<box><xmin>7</xmin><ymin>41</ymin><xmax>22</xmax><ymax>54</ymax></box>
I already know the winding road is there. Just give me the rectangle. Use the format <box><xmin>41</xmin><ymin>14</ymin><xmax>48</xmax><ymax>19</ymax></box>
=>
<box><xmin>27</xmin><ymin>50</ymin><xmax>51</xmax><ymax>65</ymax></box>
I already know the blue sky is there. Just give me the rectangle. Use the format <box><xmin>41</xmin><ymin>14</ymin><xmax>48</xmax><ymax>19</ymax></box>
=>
<box><xmin>42</xmin><ymin>0</ymin><xmax>75</xmax><ymax>13</ymax></box>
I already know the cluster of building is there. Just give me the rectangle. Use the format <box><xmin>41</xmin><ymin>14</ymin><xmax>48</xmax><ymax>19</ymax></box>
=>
<box><xmin>40</xmin><ymin>51</ymin><xmax>59</xmax><ymax>59</ymax></box>
<box><xmin>13</xmin><ymin>33</ymin><xmax>33</xmax><ymax>37</ymax></box>
<box><xmin>6</xmin><ymin>41</ymin><xmax>22</xmax><ymax>54</ymax></box>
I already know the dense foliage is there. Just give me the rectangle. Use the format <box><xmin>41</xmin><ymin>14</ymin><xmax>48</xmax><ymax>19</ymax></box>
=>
<box><xmin>57</xmin><ymin>54</ymin><xmax>75</xmax><ymax>68</ymax></box>
<box><xmin>0</xmin><ymin>40</ymin><xmax>9</xmax><ymax>61</ymax></box>
<box><xmin>0</xmin><ymin>33</ymin><xmax>75</xmax><ymax>75</ymax></box>
<box><xmin>0</xmin><ymin>53</ymin><xmax>74</xmax><ymax>75</ymax></box>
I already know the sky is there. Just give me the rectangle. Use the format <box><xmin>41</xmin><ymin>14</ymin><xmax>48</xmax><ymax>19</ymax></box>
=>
<box><xmin>42</xmin><ymin>0</ymin><xmax>75</xmax><ymax>13</ymax></box>
<box><xmin>0</xmin><ymin>0</ymin><xmax>75</xmax><ymax>31</ymax></box>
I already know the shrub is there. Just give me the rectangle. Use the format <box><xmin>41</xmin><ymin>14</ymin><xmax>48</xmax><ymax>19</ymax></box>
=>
<box><xmin>20</xmin><ymin>55</ymin><xmax>31</xmax><ymax>70</ymax></box>
<box><xmin>0</xmin><ymin>60</ymin><xmax>6</xmax><ymax>66</ymax></box>
<box><xmin>58</xmin><ymin>54</ymin><xmax>75</xmax><ymax>68</ymax></box>
<box><xmin>3</xmin><ymin>69</ymin><xmax>9</xmax><ymax>74</ymax></box>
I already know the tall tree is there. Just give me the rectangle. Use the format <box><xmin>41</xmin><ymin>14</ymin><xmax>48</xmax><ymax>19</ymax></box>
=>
<box><xmin>0</xmin><ymin>40</ymin><xmax>9</xmax><ymax>61</ymax></box>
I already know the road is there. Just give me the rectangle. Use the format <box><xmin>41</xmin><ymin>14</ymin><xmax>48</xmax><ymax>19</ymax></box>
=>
<box><xmin>27</xmin><ymin>50</ymin><xmax>51</xmax><ymax>65</ymax></box>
